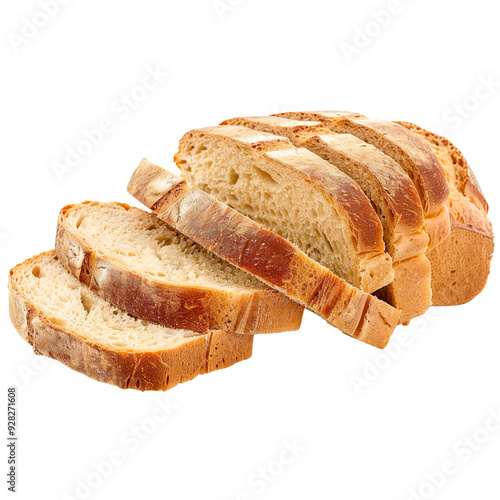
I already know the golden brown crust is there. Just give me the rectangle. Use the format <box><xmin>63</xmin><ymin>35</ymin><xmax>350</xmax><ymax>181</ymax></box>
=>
<box><xmin>223</xmin><ymin>117</ymin><xmax>427</xmax><ymax>255</ymax></box>
<box><xmin>9</xmin><ymin>252</ymin><xmax>253</xmax><ymax>391</ymax></box>
<box><xmin>276</xmin><ymin>111</ymin><xmax>451</xmax><ymax>250</ymax></box>
<box><xmin>221</xmin><ymin>116</ymin><xmax>330</xmax><ymax>143</ymax></box>
<box><xmin>176</xmin><ymin>126</ymin><xmax>393</xmax><ymax>293</ymax></box>
<box><xmin>55</xmin><ymin>202</ymin><xmax>303</xmax><ymax>335</ymax></box>
<box><xmin>396</xmin><ymin>122</ymin><xmax>489</xmax><ymax>214</ymax></box>
<box><xmin>208</xmin><ymin>330</ymin><xmax>253</xmax><ymax>371</ymax></box>
<box><xmin>277</xmin><ymin>112</ymin><xmax>449</xmax><ymax>212</ymax></box>
<box><xmin>396</xmin><ymin>122</ymin><xmax>494</xmax><ymax>305</ymax></box>
<box><xmin>222</xmin><ymin>116</ymin><xmax>431</xmax><ymax>323</ymax></box>
<box><xmin>305</xmin><ymin>134</ymin><xmax>425</xmax><ymax>241</ymax></box>
<box><xmin>128</xmin><ymin>160</ymin><xmax>400</xmax><ymax>348</ymax></box>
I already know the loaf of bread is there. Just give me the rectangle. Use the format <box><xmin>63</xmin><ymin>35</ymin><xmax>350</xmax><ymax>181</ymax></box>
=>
<box><xmin>221</xmin><ymin>115</ymin><xmax>432</xmax><ymax>323</ymax></box>
<box><xmin>175</xmin><ymin>125</ymin><xmax>394</xmax><ymax>294</ymax></box>
<box><xmin>396</xmin><ymin>122</ymin><xmax>494</xmax><ymax>305</ymax></box>
<box><xmin>9</xmin><ymin>252</ymin><xmax>253</xmax><ymax>391</ymax></box>
<box><xmin>8</xmin><ymin>108</ymin><xmax>493</xmax><ymax>392</ymax></box>
<box><xmin>56</xmin><ymin>201</ymin><xmax>303</xmax><ymax>334</ymax></box>
<box><xmin>128</xmin><ymin>159</ymin><xmax>400</xmax><ymax>348</ymax></box>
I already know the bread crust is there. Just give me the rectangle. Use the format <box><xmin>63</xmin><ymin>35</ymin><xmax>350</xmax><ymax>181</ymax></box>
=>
<box><xmin>276</xmin><ymin>111</ymin><xmax>451</xmax><ymax>250</ymax></box>
<box><xmin>222</xmin><ymin>116</ymin><xmax>427</xmax><ymax>255</ymax></box>
<box><xmin>221</xmin><ymin>116</ymin><xmax>431</xmax><ymax>323</ymax></box>
<box><xmin>55</xmin><ymin>202</ymin><xmax>303</xmax><ymax>335</ymax></box>
<box><xmin>128</xmin><ymin>159</ymin><xmax>400</xmax><ymax>348</ymax></box>
<box><xmin>177</xmin><ymin>125</ymin><xmax>394</xmax><ymax>293</ymax></box>
<box><xmin>9</xmin><ymin>251</ymin><xmax>253</xmax><ymax>391</ymax></box>
<box><xmin>396</xmin><ymin>122</ymin><xmax>494</xmax><ymax>305</ymax></box>
<box><xmin>221</xmin><ymin>116</ymin><xmax>330</xmax><ymax>144</ymax></box>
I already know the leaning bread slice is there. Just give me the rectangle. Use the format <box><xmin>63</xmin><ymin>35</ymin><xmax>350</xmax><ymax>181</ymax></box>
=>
<box><xmin>9</xmin><ymin>251</ymin><xmax>253</xmax><ymax>391</ymax></box>
<box><xmin>175</xmin><ymin>125</ymin><xmax>393</xmax><ymax>294</ymax></box>
<box><xmin>396</xmin><ymin>122</ymin><xmax>494</xmax><ymax>305</ymax></box>
<box><xmin>56</xmin><ymin>201</ymin><xmax>303</xmax><ymax>334</ymax></box>
<box><xmin>128</xmin><ymin>159</ymin><xmax>400</xmax><ymax>348</ymax></box>
<box><xmin>276</xmin><ymin>111</ymin><xmax>451</xmax><ymax>251</ymax></box>
<box><xmin>222</xmin><ymin>116</ymin><xmax>431</xmax><ymax>323</ymax></box>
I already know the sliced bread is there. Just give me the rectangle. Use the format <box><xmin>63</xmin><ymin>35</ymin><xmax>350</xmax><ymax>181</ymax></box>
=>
<box><xmin>396</xmin><ymin>122</ymin><xmax>494</xmax><ymax>305</ymax></box>
<box><xmin>9</xmin><ymin>251</ymin><xmax>253</xmax><ymax>391</ymax></box>
<box><xmin>56</xmin><ymin>201</ymin><xmax>303</xmax><ymax>334</ymax></box>
<box><xmin>174</xmin><ymin>125</ymin><xmax>393</xmax><ymax>294</ymax></box>
<box><xmin>221</xmin><ymin>116</ymin><xmax>432</xmax><ymax>323</ymax></box>
<box><xmin>128</xmin><ymin>159</ymin><xmax>400</xmax><ymax>348</ymax></box>
<box><xmin>276</xmin><ymin>111</ymin><xmax>451</xmax><ymax>251</ymax></box>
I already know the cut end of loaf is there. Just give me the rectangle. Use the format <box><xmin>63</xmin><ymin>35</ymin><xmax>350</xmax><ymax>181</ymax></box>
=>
<box><xmin>396</xmin><ymin>120</ymin><xmax>494</xmax><ymax>305</ymax></box>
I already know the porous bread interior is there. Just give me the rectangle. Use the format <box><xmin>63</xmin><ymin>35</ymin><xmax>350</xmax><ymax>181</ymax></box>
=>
<box><xmin>12</xmin><ymin>253</ymin><xmax>202</xmax><ymax>352</ymax></box>
<box><xmin>67</xmin><ymin>203</ymin><xmax>268</xmax><ymax>291</ymax></box>
<box><xmin>179</xmin><ymin>137</ymin><xmax>361</xmax><ymax>286</ymax></box>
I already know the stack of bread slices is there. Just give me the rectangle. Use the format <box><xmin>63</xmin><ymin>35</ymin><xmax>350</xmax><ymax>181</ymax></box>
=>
<box><xmin>9</xmin><ymin>111</ymin><xmax>494</xmax><ymax>391</ymax></box>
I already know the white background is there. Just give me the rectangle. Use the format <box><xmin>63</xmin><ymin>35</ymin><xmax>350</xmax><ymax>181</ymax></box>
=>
<box><xmin>1</xmin><ymin>1</ymin><xmax>499</xmax><ymax>499</ymax></box>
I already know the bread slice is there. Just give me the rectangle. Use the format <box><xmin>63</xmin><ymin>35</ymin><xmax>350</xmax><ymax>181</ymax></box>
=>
<box><xmin>9</xmin><ymin>251</ymin><xmax>253</xmax><ymax>391</ymax></box>
<box><xmin>174</xmin><ymin>125</ymin><xmax>393</xmax><ymax>294</ymax></box>
<box><xmin>56</xmin><ymin>201</ymin><xmax>303</xmax><ymax>334</ymax></box>
<box><xmin>396</xmin><ymin>122</ymin><xmax>494</xmax><ymax>305</ymax></box>
<box><xmin>276</xmin><ymin>112</ymin><xmax>451</xmax><ymax>251</ymax></box>
<box><xmin>221</xmin><ymin>116</ymin><xmax>432</xmax><ymax>323</ymax></box>
<box><xmin>128</xmin><ymin>159</ymin><xmax>400</xmax><ymax>348</ymax></box>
